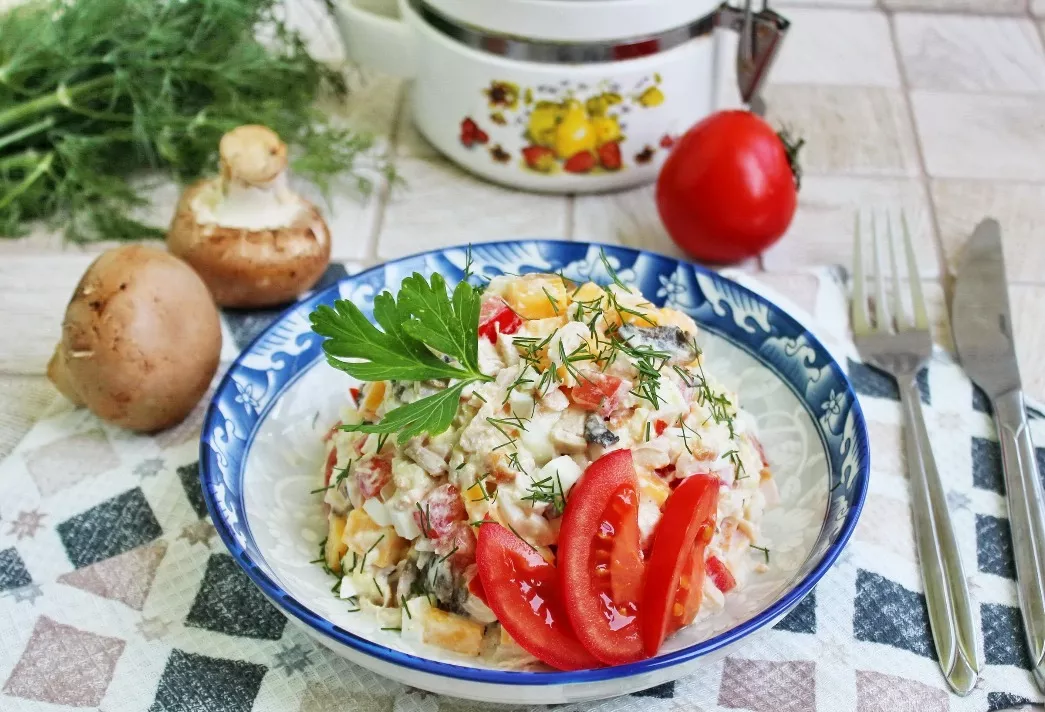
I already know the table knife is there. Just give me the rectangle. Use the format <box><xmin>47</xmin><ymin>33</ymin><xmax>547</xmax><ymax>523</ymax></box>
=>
<box><xmin>952</xmin><ymin>217</ymin><xmax>1045</xmax><ymax>691</ymax></box>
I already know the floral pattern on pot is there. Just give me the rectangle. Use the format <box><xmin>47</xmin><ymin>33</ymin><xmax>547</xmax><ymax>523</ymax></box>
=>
<box><xmin>457</xmin><ymin>78</ymin><xmax>678</xmax><ymax>175</ymax></box>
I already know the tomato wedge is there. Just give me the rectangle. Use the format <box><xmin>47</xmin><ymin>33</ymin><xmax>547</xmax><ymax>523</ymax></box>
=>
<box><xmin>570</xmin><ymin>373</ymin><xmax>623</xmax><ymax>415</ymax></box>
<box><xmin>559</xmin><ymin>449</ymin><xmax>646</xmax><ymax>665</ymax></box>
<box><xmin>476</xmin><ymin>522</ymin><xmax>600</xmax><ymax>671</ymax></box>
<box><xmin>478</xmin><ymin>297</ymin><xmax>523</xmax><ymax>343</ymax></box>
<box><xmin>641</xmin><ymin>474</ymin><xmax>719</xmax><ymax>657</ymax></box>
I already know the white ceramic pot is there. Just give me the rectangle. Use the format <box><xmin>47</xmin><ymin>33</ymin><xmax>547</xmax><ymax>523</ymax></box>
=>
<box><xmin>335</xmin><ymin>0</ymin><xmax>788</xmax><ymax>193</ymax></box>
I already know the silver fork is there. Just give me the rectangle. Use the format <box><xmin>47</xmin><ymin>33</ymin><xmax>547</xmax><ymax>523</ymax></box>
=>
<box><xmin>851</xmin><ymin>211</ymin><xmax>982</xmax><ymax>696</ymax></box>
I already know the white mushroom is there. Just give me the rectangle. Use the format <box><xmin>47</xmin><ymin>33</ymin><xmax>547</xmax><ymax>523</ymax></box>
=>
<box><xmin>167</xmin><ymin>124</ymin><xmax>331</xmax><ymax>307</ymax></box>
<box><xmin>46</xmin><ymin>245</ymin><xmax>222</xmax><ymax>432</ymax></box>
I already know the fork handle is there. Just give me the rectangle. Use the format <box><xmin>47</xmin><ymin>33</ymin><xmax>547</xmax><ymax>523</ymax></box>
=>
<box><xmin>993</xmin><ymin>388</ymin><xmax>1045</xmax><ymax>688</ymax></box>
<box><xmin>900</xmin><ymin>375</ymin><xmax>981</xmax><ymax>695</ymax></box>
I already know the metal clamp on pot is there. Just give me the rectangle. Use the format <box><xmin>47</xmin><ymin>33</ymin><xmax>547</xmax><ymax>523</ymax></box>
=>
<box><xmin>714</xmin><ymin>0</ymin><xmax>790</xmax><ymax>115</ymax></box>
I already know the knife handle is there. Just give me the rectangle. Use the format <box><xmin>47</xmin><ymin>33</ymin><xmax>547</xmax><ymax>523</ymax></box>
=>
<box><xmin>994</xmin><ymin>389</ymin><xmax>1045</xmax><ymax>682</ymax></box>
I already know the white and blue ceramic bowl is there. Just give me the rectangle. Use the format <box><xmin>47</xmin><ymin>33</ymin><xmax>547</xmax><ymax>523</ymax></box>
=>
<box><xmin>200</xmin><ymin>241</ymin><xmax>870</xmax><ymax>704</ymax></box>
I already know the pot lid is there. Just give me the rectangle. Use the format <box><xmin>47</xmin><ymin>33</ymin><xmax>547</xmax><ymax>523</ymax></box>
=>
<box><xmin>420</xmin><ymin>0</ymin><xmax>724</xmax><ymax>43</ymax></box>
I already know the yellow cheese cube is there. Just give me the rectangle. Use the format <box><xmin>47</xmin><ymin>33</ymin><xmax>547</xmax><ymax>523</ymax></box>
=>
<box><xmin>505</xmin><ymin>274</ymin><xmax>568</xmax><ymax>320</ymax></box>
<box><xmin>342</xmin><ymin>509</ymin><xmax>408</xmax><ymax>569</ymax></box>
<box><xmin>325</xmin><ymin>515</ymin><xmax>348</xmax><ymax>574</ymax></box>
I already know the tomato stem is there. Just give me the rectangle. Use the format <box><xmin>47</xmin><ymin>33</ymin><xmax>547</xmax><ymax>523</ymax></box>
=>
<box><xmin>777</xmin><ymin>128</ymin><xmax>805</xmax><ymax>191</ymax></box>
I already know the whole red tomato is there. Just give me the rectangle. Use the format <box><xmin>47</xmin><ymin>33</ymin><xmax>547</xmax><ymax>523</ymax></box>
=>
<box><xmin>656</xmin><ymin>110</ymin><xmax>801</xmax><ymax>263</ymax></box>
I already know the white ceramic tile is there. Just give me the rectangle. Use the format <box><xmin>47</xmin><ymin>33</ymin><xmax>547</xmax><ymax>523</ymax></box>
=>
<box><xmin>1010</xmin><ymin>285</ymin><xmax>1045</xmax><ymax>402</ymax></box>
<box><xmin>911</xmin><ymin>92</ymin><xmax>1045</xmax><ymax>181</ymax></box>
<box><xmin>775</xmin><ymin>0</ymin><xmax>875</xmax><ymax>9</ymax></box>
<box><xmin>763</xmin><ymin>86</ymin><xmax>921</xmax><ymax>177</ymax></box>
<box><xmin>770</xmin><ymin>9</ymin><xmax>901</xmax><ymax>87</ymax></box>
<box><xmin>377</xmin><ymin>157</ymin><xmax>569</xmax><ymax>258</ymax></box>
<box><xmin>327</xmin><ymin>68</ymin><xmax>404</xmax><ymax>139</ymax></box>
<box><xmin>931</xmin><ymin>179</ymin><xmax>1045</xmax><ymax>283</ymax></box>
<box><xmin>395</xmin><ymin>85</ymin><xmax>441</xmax><ymax>159</ymax></box>
<box><xmin>572</xmin><ymin>185</ymin><xmax>761</xmax><ymax>270</ymax></box>
<box><xmin>0</xmin><ymin>224</ymin><xmax>65</xmax><ymax>254</ymax></box>
<box><xmin>762</xmin><ymin>176</ymin><xmax>940</xmax><ymax>276</ymax></box>
<box><xmin>573</xmin><ymin>184</ymin><xmax>679</xmax><ymax>257</ymax></box>
<box><xmin>895</xmin><ymin>14</ymin><xmax>1045</xmax><ymax>92</ymax></box>
<box><xmin>0</xmin><ymin>255</ymin><xmax>97</xmax><ymax>375</ymax></box>
<box><xmin>1035</xmin><ymin>0</ymin><xmax>1045</xmax><ymax>15</ymax></box>
<box><xmin>882</xmin><ymin>0</ymin><xmax>1024</xmax><ymax>16</ymax></box>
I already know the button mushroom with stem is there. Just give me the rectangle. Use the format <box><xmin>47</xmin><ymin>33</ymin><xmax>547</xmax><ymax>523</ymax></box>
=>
<box><xmin>167</xmin><ymin>124</ymin><xmax>332</xmax><ymax>307</ymax></box>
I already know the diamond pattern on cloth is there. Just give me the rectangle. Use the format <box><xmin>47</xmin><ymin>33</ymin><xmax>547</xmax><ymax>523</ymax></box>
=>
<box><xmin>0</xmin><ymin>265</ymin><xmax>1042</xmax><ymax>711</ymax></box>
<box><xmin>185</xmin><ymin>553</ymin><xmax>287</xmax><ymax>640</ymax></box>
<box><xmin>57</xmin><ymin>487</ymin><xmax>163</xmax><ymax>568</ymax></box>
<box><xmin>855</xmin><ymin>670</ymin><xmax>949</xmax><ymax>712</ymax></box>
<box><xmin>57</xmin><ymin>541</ymin><xmax>167</xmax><ymax>610</ymax></box>
<box><xmin>150</xmin><ymin>649</ymin><xmax>267</xmax><ymax>712</ymax></box>
<box><xmin>0</xmin><ymin>547</ymin><xmax>31</xmax><ymax>591</ymax></box>
<box><xmin>717</xmin><ymin>658</ymin><xmax>816</xmax><ymax>712</ymax></box>
<box><xmin>976</xmin><ymin>514</ymin><xmax>1016</xmax><ymax>580</ymax></box>
<box><xmin>972</xmin><ymin>437</ymin><xmax>1005</xmax><ymax>495</ymax></box>
<box><xmin>983</xmin><ymin>603</ymin><xmax>1032</xmax><ymax>669</ymax></box>
<box><xmin>3</xmin><ymin>615</ymin><xmax>125</xmax><ymax>707</ymax></box>
<box><xmin>853</xmin><ymin>569</ymin><xmax>936</xmax><ymax>660</ymax></box>
<box><xmin>23</xmin><ymin>429</ymin><xmax>120</xmax><ymax>496</ymax></box>
<box><xmin>177</xmin><ymin>461</ymin><xmax>208</xmax><ymax>519</ymax></box>
<box><xmin>775</xmin><ymin>588</ymin><xmax>816</xmax><ymax>634</ymax></box>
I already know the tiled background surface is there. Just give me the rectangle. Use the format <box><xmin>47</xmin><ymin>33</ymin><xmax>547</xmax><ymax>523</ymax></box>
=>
<box><xmin>4</xmin><ymin>0</ymin><xmax>1045</xmax><ymax>457</ymax></box>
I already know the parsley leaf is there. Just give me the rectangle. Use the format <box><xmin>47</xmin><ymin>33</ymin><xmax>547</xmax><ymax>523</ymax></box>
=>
<box><xmin>343</xmin><ymin>382</ymin><xmax>470</xmax><ymax>442</ymax></box>
<box><xmin>310</xmin><ymin>272</ymin><xmax>493</xmax><ymax>441</ymax></box>
<box><xmin>399</xmin><ymin>273</ymin><xmax>483</xmax><ymax>376</ymax></box>
<box><xmin>310</xmin><ymin>273</ymin><xmax>486</xmax><ymax>383</ymax></box>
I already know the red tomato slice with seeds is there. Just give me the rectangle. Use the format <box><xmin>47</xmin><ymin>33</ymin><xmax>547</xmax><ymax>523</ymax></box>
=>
<box><xmin>414</xmin><ymin>483</ymin><xmax>466</xmax><ymax>538</ymax></box>
<box><xmin>355</xmin><ymin>457</ymin><xmax>391</xmax><ymax>499</ymax></box>
<box><xmin>571</xmin><ymin>374</ymin><xmax>623</xmax><ymax>416</ymax></box>
<box><xmin>476</xmin><ymin>522</ymin><xmax>600</xmax><ymax>671</ymax></box>
<box><xmin>323</xmin><ymin>448</ymin><xmax>338</xmax><ymax>486</ymax></box>
<box><xmin>641</xmin><ymin>474</ymin><xmax>719</xmax><ymax>656</ymax></box>
<box><xmin>559</xmin><ymin>449</ymin><xmax>646</xmax><ymax>665</ymax></box>
<box><xmin>478</xmin><ymin>297</ymin><xmax>523</xmax><ymax>343</ymax></box>
<box><xmin>706</xmin><ymin>555</ymin><xmax>737</xmax><ymax>593</ymax></box>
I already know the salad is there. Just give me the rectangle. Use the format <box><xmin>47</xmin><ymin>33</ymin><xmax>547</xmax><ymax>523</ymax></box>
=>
<box><xmin>308</xmin><ymin>257</ymin><xmax>776</xmax><ymax>670</ymax></box>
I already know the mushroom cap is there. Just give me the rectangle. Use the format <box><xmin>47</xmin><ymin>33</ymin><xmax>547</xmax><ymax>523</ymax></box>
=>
<box><xmin>167</xmin><ymin>179</ymin><xmax>332</xmax><ymax>308</ymax></box>
<box><xmin>47</xmin><ymin>245</ymin><xmax>222</xmax><ymax>432</ymax></box>
<box><xmin>220</xmin><ymin>124</ymin><xmax>288</xmax><ymax>185</ymax></box>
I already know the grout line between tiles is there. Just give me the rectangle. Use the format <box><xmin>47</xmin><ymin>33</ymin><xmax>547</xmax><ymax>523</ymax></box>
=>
<box><xmin>884</xmin><ymin>11</ymin><xmax>953</xmax><ymax>302</ymax></box>
<box><xmin>366</xmin><ymin>84</ymin><xmax>410</xmax><ymax>268</ymax></box>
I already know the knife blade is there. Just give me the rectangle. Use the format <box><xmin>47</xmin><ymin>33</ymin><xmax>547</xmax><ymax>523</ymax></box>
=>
<box><xmin>951</xmin><ymin>218</ymin><xmax>1021</xmax><ymax>398</ymax></box>
<box><xmin>953</xmin><ymin>217</ymin><xmax>1045</xmax><ymax>691</ymax></box>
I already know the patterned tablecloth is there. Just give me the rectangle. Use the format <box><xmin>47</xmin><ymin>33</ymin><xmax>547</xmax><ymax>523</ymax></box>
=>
<box><xmin>0</xmin><ymin>264</ymin><xmax>1043</xmax><ymax>712</ymax></box>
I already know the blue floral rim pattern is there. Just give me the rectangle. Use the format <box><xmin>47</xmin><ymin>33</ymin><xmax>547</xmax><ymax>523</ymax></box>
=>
<box><xmin>199</xmin><ymin>240</ymin><xmax>870</xmax><ymax>686</ymax></box>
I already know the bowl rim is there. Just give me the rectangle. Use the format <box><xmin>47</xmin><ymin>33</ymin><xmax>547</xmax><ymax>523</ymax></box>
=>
<box><xmin>199</xmin><ymin>239</ymin><xmax>870</xmax><ymax>686</ymax></box>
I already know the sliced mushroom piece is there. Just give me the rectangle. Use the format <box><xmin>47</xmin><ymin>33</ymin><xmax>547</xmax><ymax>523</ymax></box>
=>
<box><xmin>404</xmin><ymin>437</ymin><xmax>448</xmax><ymax>475</ymax></box>
<box><xmin>616</xmin><ymin>324</ymin><xmax>698</xmax><ymax>364</ymax></box>
<box><xmin>167</xmin><ymin>125</ymin><xmax>331</xmax><ymax>308</ymax></box>
<box><xmin>584</xmin><ymin>413</ymin><xmax>620</xmax><ymax>447</ymax></box>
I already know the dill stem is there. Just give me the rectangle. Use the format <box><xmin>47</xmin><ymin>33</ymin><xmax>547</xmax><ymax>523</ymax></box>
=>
<box><xmin>0</xmin><ymin>116</ymin><xmax>57</xmax><ymax>152</ymax></box>
<box><xmin>0</xmin><ymin>74</ymin><xmax>115</xmax><ymax>132</ymax></box>
<box><xmin>0</xmin><ymin>152</ymin><xmax>53</xmax><ymax>210</ymax></box>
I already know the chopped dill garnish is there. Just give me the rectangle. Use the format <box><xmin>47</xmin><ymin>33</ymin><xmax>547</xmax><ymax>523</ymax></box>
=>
<box><xmin>415</xmin><ymin>502</ymin><xmax>433</xmax><ymax>538</ymax></box>
<box><xmin>505</xmin><ymin>521</ymin><xmax>539</xmax><ymax>552</ymax></box>
<box><xmin>599</xmin><ymin>248</ymin><xmax>629</xmax><ymax>290</ymax></box>
<box><xmin>751</xmin><ymin>545</ymin><xmax>770</xmax><ymax>564</ymax></box>
<box><xmin>542</xmin><ymin>286</ymin><xmax>561</xmax><ymax>315</ymax></box>
<box><xmin>360</xmin><ymin>534</ymin><xmax>385</xmax><ymax>570</ymax></box>
<box><xmin>401</xmin><ymin>595</ymin><xmax>412</xmax><ymax>617</ymax></box>
<box><xmin>438</xmin><ymin>545</ymin><xmax>460</xmax><ymax>563</ymax></box>
<box><xmin>381</xmin><ymin>626</ymin><xmax>402</xmax><ymax>632</ymax></box>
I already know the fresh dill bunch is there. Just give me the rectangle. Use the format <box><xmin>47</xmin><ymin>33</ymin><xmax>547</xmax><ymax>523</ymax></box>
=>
<box><xmin>0</xmin><ymin>0</ymin><xmax>388</xmax><ymax>241</ymax></box>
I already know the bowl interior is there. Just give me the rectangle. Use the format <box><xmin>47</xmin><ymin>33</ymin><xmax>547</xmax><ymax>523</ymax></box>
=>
<box><xmin>201</xmin><ymin>240</ymin><xmax>868</xmax><ymax>683</ymax></box>
<box><xmin>243</xmin><ymin>329</ymin><xmax>829</xmax><ymax>668</ymax></box>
